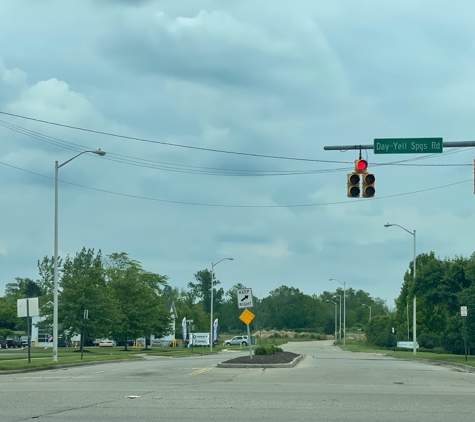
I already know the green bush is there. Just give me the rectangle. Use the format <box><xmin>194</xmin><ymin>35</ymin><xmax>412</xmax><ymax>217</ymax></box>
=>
<box><xmin>254</xmin><ymin>345</ymin><xmax>283</xmax><ymax>355</ymax></box>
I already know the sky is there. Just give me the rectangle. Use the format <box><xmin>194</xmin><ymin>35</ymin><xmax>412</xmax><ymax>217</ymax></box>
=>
<box><xmin>1</xmin><ymin>0</ymin><xmax>474</xmax><ymax>307</ymax></box>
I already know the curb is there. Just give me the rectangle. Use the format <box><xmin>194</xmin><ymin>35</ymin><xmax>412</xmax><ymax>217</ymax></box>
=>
<box><xmin>393</xmin><ymin>356</ymin><xmax>475</xmax><ymax>373</ymax></box>
<box><xmin>0</xmin><ymin>357</ymin><xmax>143</xmax><ymax>375</ymax></box>
<box><xmin>217</xmin><ymin>354</ymin><xmax>305</xmax><ymax>368</ymax></box>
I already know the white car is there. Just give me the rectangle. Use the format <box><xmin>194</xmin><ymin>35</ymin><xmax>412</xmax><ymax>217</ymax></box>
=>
<box><xmin>99</xmin><ymin>339</ymin><xmax>116</xmax><ymax>347</ymax></box>
<box><xmin>224</xmin><ymin>336</ymin><xmax>249</xmax><ymax>346</ymax></box>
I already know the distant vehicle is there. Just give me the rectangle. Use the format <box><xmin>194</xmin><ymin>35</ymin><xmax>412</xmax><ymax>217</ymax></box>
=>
<box><xmin>116</xmin><ymin>339</ymin><xmax>135</xmax><ymax>347</ymax></box>
<box><xmin>0</xmin><ymin>336</ymin><xmax>7</xmax><ymax>349</ymax></box>
<box><xmin>137</xmin><ymin>338</ymin><xmax>151</xmax><ymax>347</ymax></box>
<box><xmin>224</xmin><ymin>335</ymin><xmax>249</xmax><ymax>346</ymax></box>
<box><xmin>99</xmin><ymin>339</ymin><xmax>116</xmax><ymax>347</ymax></box>
<box><xmin>92</xmin><ymin>339</ymin><xmax>101</xmax><ymax>346</ymax></box>
<box><xmin>20</xmin><ymin>336</ymin><xmax>29</xmax><ymax>347</ymax></box>
<box><xmin>151</xmin><ymin>339</ymin><xmax>172</xmax><ymax>347</ymax></box>
<box><xmin>6</xmin><ymin>335</ymin><xmax>22</xmax><ymax>348</ymax></box>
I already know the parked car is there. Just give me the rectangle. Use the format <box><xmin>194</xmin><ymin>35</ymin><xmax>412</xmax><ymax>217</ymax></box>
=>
<box><xmin>92</xmin><ymin>338</ymin><xmax>101</xmax><ymax>346</ymax></box>
<box><xmin>20</xmin><ymin>336</ymin><xmax>29</xmax><ymax>347</ymax></box>
<box><xmin>99</xmin><ymin>339</ymin><xmax>116</xmax><ymax>347</ymax></box>
<box><xmin>58</xmin><ymin>337</ymin><xmax>72</xmax><ymax>347</ymax></box>
<box><xmin>151</xmin><ymin>339</ymin><xmax>172</xmax><ymax>347</ymax></box>
<box><xmin>137</xmin><ymin>338</ymin><xmax>151</xmax><ymax>347</ymax></box>
<box><xmin>224</xmin><ymin>335</ymin><xmax>249</xmax><ymax>346</ymax></box>
<box><xmin>116</xmin><ymin>339</ymin><xmax>135</xmax><ymax>347</ymax></box>
<box><xmin>0</xmin><ymin>336</ymin><xmax>7</xmax><ymax>349</ymax></box>
<box><xmin>6</xmin><ymin>335</ymin><xmax>22</xmax><ymax>348</ymax></box>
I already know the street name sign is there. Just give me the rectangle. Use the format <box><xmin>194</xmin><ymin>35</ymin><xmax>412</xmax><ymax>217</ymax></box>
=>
<box><xmin>239</xmin><ymin>308</ymin><xmax>255</xmax><ymax>325</ymax></box>
<box><xmin>461</xmin><ymin>306</ymin><xmax>468</xmax><ymax>317</ymax></box>
<box><xmin>237</xmin><ymin>288</ymin><xmax>254</xmax><ymax>309</ymax></box>
<box><xmin>374</xmin><ymin>138</ymin><xmax>443</xmax><ymax>154</ymax></box>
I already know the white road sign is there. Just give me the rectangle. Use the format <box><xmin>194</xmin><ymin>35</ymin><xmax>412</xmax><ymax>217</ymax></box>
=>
<box><xmin>17</xmin><ymin>298</ymin><xmax>39</xmax><ymax>318</ymax></box>
<box><xmin>461</xmin><ymin>306</ymin><xmax>467</xmax><ymax>317</ymax></box>
<box><xmin>237</xmin><ymin>288</ymin><xmax>253</xmax><ymax>309</ymax></box>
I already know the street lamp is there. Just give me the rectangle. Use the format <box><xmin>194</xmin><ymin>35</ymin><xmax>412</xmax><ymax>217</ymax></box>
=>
<box><xmin>384</xmin><ymin>223</ymin><xmax>417</xmax><ymax>355</ymax></box>
<box><xmin>326</xmin><ymin>300</ymin><xmax>337</xmax><ymax>341</ymax></box>
<box><xmin>334</xmin><ymin>294</ymin><xmax>342</xmax><ymax>340</ymax></box>
<box><xmin>210</xmin><ymin>257</ymin><xmax>233</xmax><ymax>351</ymax></box>
<box><xmin>362</xmin><ymin>304</ymin><xmax>372</xmax><ymax>322</ymax></box>
<box><xmin>53</xmin><ymin>149</ymin><xmax>106</xmax><ymax>363</ymax></box>
<box><xmin>330</xmin><ymin>279</ymin><xmax>346</xmax><ymax>345</ymax></box>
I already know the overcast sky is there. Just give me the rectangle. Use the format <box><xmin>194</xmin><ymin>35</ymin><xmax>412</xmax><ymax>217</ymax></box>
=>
<box><xmin>1</xmin><ymin>0</ymin><xmax>474</xmax><ymax>307</ymax></box>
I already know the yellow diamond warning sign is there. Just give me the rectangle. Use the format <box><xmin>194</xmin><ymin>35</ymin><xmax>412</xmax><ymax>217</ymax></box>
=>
<box><xmin>239</xmin><ymin>308</ymin><xmax>255</xmax><ymax>325</ymax></box>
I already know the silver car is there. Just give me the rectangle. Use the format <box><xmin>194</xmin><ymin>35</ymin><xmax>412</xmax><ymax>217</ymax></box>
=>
<box><xmin>224</xmin><ymin>336</ymin><xmax>249</xmax><ymax>346</ymax></box>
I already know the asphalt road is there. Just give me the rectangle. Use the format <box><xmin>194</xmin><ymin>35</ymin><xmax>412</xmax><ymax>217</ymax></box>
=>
<box><xmin>1</xmin><ymin>341</ymin><xmax>475</xmax><ymax>421</ymax></box>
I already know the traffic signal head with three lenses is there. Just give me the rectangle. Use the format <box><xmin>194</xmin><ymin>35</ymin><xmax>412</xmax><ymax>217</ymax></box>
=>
<box><xmin>347</xmin><ymin>173</ymin><xmax>360</xmax><ymax>197</ymax></box>
<box><xmin>362</xmin><ymin>173</ymin><xmax>375</xmax><ymax>198</ymax></box>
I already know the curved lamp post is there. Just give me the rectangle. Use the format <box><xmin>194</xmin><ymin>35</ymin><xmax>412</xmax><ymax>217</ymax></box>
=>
<box><xmin>330</xmin><ymin>278</ymin><xmax>346</xmax><ymax>345</ymax></box>
<box><xmin>210</xmin><ymin>257</ymin><xmax>233</xmax><ymax>351</ymax></box>
<box><xmin>362</xmin><ymin>303</ymin><xmax>372</xmax><ymax>322</ymax></box>
<box><xmin>384</xmin><ymin>223</ymin><xmax>417</xmax><ymax>355</ymax></box>
<box><xmin>53</xmin><ymin>149</ymin><xmax>106</xmax><ymax>362</ymax></box>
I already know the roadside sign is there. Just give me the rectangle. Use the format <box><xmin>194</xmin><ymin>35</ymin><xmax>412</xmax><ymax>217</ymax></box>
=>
<box><xmin>374</xmin><ymin>138</ymin><xmax>443</xmax><ymax>154</ymax></box>
<box><xmin>461</xmin><ymin>306</ymin><xmax>468</xmax><ymax>317</ymax></box>
<box><xmin>397</xmin><ymin>341</ymin><xmax>419</xmax><ymax>349</ymax></box>
<box><xmin>239</xmin><ymin>308</ymin><xmax>255</xmax><ymax>325</ymax></box>
<box><xmin>237</xmin><ymin>288</ymin><xmax>254</xmax><ymax>309</ymax></box>
<box><xmin>17</xmin><ymin>298</ymin><xmax>39</xmax><ymax>317</ymax></box>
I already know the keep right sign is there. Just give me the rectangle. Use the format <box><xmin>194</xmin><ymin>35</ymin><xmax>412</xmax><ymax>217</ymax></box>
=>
<box><xmin>237</xmin><ymin>288</ymin><xmax>254</xmax><ymax>309</ymax></box>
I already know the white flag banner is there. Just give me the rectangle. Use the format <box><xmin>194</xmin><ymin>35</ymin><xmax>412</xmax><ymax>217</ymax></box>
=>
<box><xmin>182</xmin><ymin>317</ymin><xmax>187</xmax><ymax>342</ymax></box>
<box><xmin>213</xmin><ymin>318</ymin><xmax>218</xmax><ymax>344</ymax></box>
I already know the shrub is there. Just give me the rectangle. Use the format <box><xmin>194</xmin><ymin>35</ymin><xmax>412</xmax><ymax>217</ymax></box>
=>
<box><xmin>254</xmin><ymin>345</ymin><xmax>283</xmax><ymax>355</ymax></box>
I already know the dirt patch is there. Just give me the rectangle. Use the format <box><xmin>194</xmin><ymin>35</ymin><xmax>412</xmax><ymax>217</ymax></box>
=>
<box><xmin>221</xmin><ymin>351</ymin><xmax>300</xmax><ymax>365</ymax></box>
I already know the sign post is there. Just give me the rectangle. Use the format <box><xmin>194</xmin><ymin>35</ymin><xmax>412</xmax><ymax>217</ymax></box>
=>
<box><xmin>17</xmin><ymin>298</ymin><xmax>39</xmax><ymax>364</ymax></box>
<box><xmin>81</xmin><ymin>310</ymin><xmax>88</xmax><ymax>361</ymax></box>
<box><xmin>461</xmin><ymin>306</ymin><xmax>468</xmax><ymax>361</ymax></box>
<box><xmin>237</xmin><ymin>287</ymin><xmax>254</xmax><ymax>359</ymax></box>
<box><xmin>239</xmin><ymin>308</ymin><xmax>255</xmax><ymax>359</ymax></box>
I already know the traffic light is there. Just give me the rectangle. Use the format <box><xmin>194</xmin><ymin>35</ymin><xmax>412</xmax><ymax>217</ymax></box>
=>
<box><xmin>347</xmin><ymin>172</ymin><xmax>360</xmax><ymax>197</ymax></box>
<box><xmin>355</xmin><ymin>159</ymin><xmax>368</xmax><ymax>173</ymax></box>
<box><xmin>362</xmin><ymin>173</ymin><xmax>375</xmax><ymax>198</ymax></box>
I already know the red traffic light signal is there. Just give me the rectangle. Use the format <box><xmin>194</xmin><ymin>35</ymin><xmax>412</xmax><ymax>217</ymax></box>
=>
<box><xmin>355</xmin><ymin>159</ymin><xmax>368</xmax><ymax>173</ymax></box>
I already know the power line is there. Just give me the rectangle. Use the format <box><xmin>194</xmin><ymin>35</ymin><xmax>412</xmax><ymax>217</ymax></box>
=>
<box><xmin>0</xmin><ymin>160</ymin><xmax>471</xmax><ymax>208</ymax></box>
<box><xmin>0</xmin><ymin>111</ymin><xmax>352</xmax><ymax>163</ymax></box>
<box><xmin>0</xmin><ymin>117</ymin><xmax>472</xmax><ymax>180</ymax></box>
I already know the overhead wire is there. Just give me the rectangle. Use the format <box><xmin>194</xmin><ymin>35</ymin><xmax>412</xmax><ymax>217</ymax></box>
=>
<box><xmin>0</xmin><ymin>118</ymin><xmax>472</xmax><ymax>181</ymax></box>
<box><xmin>0</xmin><ymin>160</ymin><xmax>471</xmax><ymax>208</ymax></box>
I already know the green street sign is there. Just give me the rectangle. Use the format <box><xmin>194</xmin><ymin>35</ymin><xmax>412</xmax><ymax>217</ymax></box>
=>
<box><xmin>374</xmin><ymin>138</ymin><xmax>443</xmax><ymax>154</ymax></box>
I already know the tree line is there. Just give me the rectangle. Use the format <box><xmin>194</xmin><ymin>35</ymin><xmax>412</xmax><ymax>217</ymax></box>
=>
<box><xmin>0</xmin><ymin>247</ymin><xmax>389</xmax><ymax>344</ymax></box>
<box><xmin>366</xmin><ymin>251</ymin><xmax>475</xmax><ymax>354</ymax></box>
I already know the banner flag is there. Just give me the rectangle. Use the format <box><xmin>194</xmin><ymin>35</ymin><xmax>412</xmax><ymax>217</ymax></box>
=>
<box><xmin>182</xmin><ymin>317</ymin><xmax>187</xmax><ymax>342</ymax></box>
<box><xmin>213</xmin><ymin>318</ymin><xmax>218</xmax><ymax>344</ymax></box>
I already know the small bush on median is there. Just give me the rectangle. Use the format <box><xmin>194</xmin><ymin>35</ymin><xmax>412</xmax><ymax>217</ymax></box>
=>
<box><xmin>254</xmin><ymin>345</ymin><xmax>283</xmax><ymax>355</ymax></box>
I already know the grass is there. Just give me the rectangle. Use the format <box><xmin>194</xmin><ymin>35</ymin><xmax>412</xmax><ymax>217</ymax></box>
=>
<box><xmin>0</xmin><ymin>344</ymin><xmax>225</xmax><ymax>371</ymax></box>
<box><xmin>336</xmin><ymin>340</ymin><xmax>475</xmax><ymax>368</ymax></box>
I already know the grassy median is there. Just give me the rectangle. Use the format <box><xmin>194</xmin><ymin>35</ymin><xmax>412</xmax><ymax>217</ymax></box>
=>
<box><xmin>336</xmin><ymin>340</ymin><xmax>475</xmax><ymax>368</ymax></box>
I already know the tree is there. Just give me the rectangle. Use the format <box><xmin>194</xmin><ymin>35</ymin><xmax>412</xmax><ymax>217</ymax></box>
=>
<box><xmin>187</xmin><ymin>269</ymin><xmax>224</xmax><ymax>314</ymax></box>
<box><xmin>105</xmin><ymin>253</ymin><xmax>171</xmax><ymax>350</ymax></box>
<box><xmin>59</xmin><ymin>248</ymin><xmax>119</xmax><ymax>352</ymax></box>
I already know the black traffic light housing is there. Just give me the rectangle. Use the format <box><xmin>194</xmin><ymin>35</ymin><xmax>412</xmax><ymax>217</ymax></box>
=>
<box><xmin>347</xmin><ymin>173</ymin><xmax>360</xmax><ymax>197</ymax></box>
<box><xmin>362</xmin><ymin>173</ymin><xmax>375</xmax><ymax>198</ymax></box>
